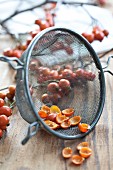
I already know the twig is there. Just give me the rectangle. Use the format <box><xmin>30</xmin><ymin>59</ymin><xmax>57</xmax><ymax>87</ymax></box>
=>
<box><xmin>0</xmin><ymin>1</ymin><xmax>99</xmax><ymax>41</ymax></box>
<box><xmin>0</xmin><ymin>1</ymin><xmax>52</xmax><ymax>25</ymax></box>
<box><xmin>99</xmin><ymin>48</ymin><xmax>113</xmax><ymax>58</ymax></box>
<box><xmin>61</xmin><ymin>1</ymin><xmax>98</xmax><ymax>6</ymax></box>
<box><xmin>0</xmin><ymin>86</ymin><xmax>8</xmax><ymax>91</ymax></box>
<box><xmin>82</xmin><ymin>5</ymin><xmax>98</xmax><ymax>24</ymax></box>
<box><xmin>10</xmin><ymin>100</ymin><xmax>16</xmax><ymax>109</ymax></box>
<box><xmin>0</xmin><ymin>1</ymin><xmax>98</xmax><ymax>25</ymax></box>
<box><xmin>0</xmin><ymin>0</ymin><xmax>57</xmax><ymax>37</ymax></box>
<box><xmin>81</xmin><ymin>5</ymin><xmax>104</xmax><ymax>28</ymax></box>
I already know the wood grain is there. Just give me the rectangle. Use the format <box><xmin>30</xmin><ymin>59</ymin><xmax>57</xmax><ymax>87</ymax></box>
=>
<box><xmin>0</xmin><ymin>2</ymin><xmax>113</xmax><ymax>170</ymax></box>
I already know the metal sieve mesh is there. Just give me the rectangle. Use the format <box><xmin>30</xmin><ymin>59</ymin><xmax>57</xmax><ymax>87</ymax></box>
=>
<box><xmin>23</xmin><ymin>28</ymin><xmax>104</xmax><ymax>138</ymax></box>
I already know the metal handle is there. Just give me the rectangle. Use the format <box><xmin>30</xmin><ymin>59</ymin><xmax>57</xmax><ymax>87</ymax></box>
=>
<box><xmin>0</xmin><ymin>56</ymin><xmax>24</xmax><ymax>70</ymax></box>
<box><xmin>21</xmin><ymin>122</ymin><xmax>40</xmax><ymax>145</ymax></box>
<box><xmin>102</xmin><ymin>56</ymin><xmax>113</xmax><ymax>76</ymax></box>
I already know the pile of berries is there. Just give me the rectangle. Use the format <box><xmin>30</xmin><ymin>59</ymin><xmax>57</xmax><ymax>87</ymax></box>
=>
<box><xmin>39</xmin><ymin>105</ymin><xmax>91</xmax><ymax>132</ymax></box>
<box><xmin>33</xmin><ymin>65</ymin><xmax>96</xmax><ymax>105</ymax></box>
<box><xmin>62</xmin><ymin>141</ymin><xmax>92</xmax><ymax>166</ymax></box>
<box><xmin>0</xmin><ymin>85</ymin><xmax>16</xmax><ymax>138</ymax></box>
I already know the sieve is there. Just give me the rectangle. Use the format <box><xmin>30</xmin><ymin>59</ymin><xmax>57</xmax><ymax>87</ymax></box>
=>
<box><xmin>0</xmin><ymin>27</ymin><xmax>113</xmax><ymax>145</ymax></box>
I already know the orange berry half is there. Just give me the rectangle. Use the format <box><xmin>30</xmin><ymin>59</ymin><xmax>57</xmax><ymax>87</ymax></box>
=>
<box><xmin>41</xmin><ymin>105</ymin><xmax>50</xmax><ymax>114</ymax></box>
<box><xmin>38</xmin><ymin>110</ymin><xmax>48</xmax><ymax>118</ymax></box>
<box><xmin>50</xmin><ymin>105</ymin><xmax>61</xmax><ymax>114</ymax></box>
<box><xmin>78</xmin><ymin>123</ymin><xmax>91</xmax><ymax>133</ymax></box>
<box><xmin>62</xmin><ymin>147</ymin><xmax>72</xmax><ymax>158</ymax></box>
<box><xmin>76</xmin><ymin>142</ymin><xmax>89</xmax><ymax>150</ymax></box>
<box><xmin>60</xmin><ymin>120</ymin><xmax>71</xmax><ymax>129</ymax></box>
<box><xmin>79</xmin><ymin>147</ymin><xmax>92</xmax><ymax>158</ymax></box>
<box><xmin>71</xmin><ymin>155</ymin><xmax>85</xmax><ymax>165</ymax></box>
<box><xmin>44</xmin><ymin>120</ymin><xmax>60</xmax><ymax>130</ymax></box>
<box><xmin>62</xmin><ymin>108</ymin><xmax>74</xmax><ymax>117</ymax></box>
<box><xmin>56</xmin><ymin>113</ymin><xmax>69</xmax><ymax>124</ymax></box>
<box><xmin>69</xmin><ymin>116</ymin><xmax>81</xmax><ymax>126</ymax></box>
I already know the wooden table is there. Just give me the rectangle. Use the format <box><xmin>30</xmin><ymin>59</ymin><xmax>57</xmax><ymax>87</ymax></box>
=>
<box><xmin>0</xmin><ymin>2</ymin><xmax>113</xmax><ymax>170</ymax></box>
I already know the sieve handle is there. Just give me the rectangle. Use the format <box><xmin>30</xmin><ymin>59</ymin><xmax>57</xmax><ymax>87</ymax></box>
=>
<box><xmin>103</xmin><ymin>56</ymin><xmax>113</xmax><ymax>76</ymax></box>
<box><xmin>0</xmin><ymin>56</ymin><xmax>24</xmax><ymax>70</ymax></box>
<box><xmin>21</xmin><ymin>122</ymin><xmax>40</xmax><ymax>145</ymax></box>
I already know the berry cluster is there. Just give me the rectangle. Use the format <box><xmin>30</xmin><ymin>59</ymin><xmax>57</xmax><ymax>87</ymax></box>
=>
<box><xmin>0</xmin><ymin>85</ymin><xmax>16</xmax><ymax>138</ymax></box>
<box><xmin>3</xmin><ymin>3</ymin><xmax>56</xmax><ymax>59</ymax></box>
<box><xmin>82</xmin><ymin>26</ymin><xmax>109</xmax><ymax>43</ymax></box>
<box><xmin>29</xmin><ymin>61</ymin><xmax>96</xmax><ymax>105</ymax></box>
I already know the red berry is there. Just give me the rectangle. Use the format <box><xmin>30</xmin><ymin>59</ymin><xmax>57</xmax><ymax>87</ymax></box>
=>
<box><xmin>98</xmin><ymin>0</ymin><xmax>106</xmax><ymax>5</ymax></box>
<box><xmin>61</xmin><ymin>69</ymin><xmax>73</xmax><ymax>79</ymax></box>
<box><xmin>82</xmin><ymin>33</ymin><xmax>94</xmax><ymax>43</ymax></box>
<box><xmin>0</xmin><ymin>129</ymin><xmax>3</xmax><ymax>138</ymax></box>
<box><xmin>6</xmin><ymin>92</ymin><xmax>14</xmax><ymax>100</ymax></box>
<box><xmin>41</xmin><ymin>93</ymin><xmax>50</xmax><ymax>104</ymax></box>
<box><xmin>49</xmin><ymin>70</ymin><xmax>59</xmax><ymax>80</ymax></box>
<box><xmin>3</xmin><ymin>48</ymin><xmax>13</xmax><ymax>57</ymax></box>
<box><xmin>8</xmin><ymin>85</ymin><xmax>16</xmax><ymax>95</ymax></box>
<box><xmin>59</xmin><ymin>79</ymin><xmax>71</xmax><ymax>90</ymax></box>
<box><xmin>0</xmin><ymin>98</ymin><xmax>4</xmax><ymax>107</ymax></box>
<box><xmin>47</xmin><ymin>82</ymin><xmax>59</xmax><ymax>93</ymax></box>
<box><xmin>0</xmin><ymin>106</ymin><xmax>12</xmax><ymax>117</ymax></box>
<box><xmin>0</xmin><ymin>115</ymin><xmax>9</xmax><ymax>126</ymax></box>
<box><xmin>94</xmin><ymin>31</ymin><xmax>104</xmax><ymax>42</ymax></box>
<box><xmin>12</xmin><ymin>50</ymin><xmax>22</xmax><ymax>58</ymax></box>
<box><xmin>29</xmin><ymin>59</ymin><xmax>39</xmax><ymax>71</ymax></box>
<box><xmin>103</xmin><ymin>29</ymin><xmax>109</xmax><ymax>37</ymax></box>
<box><xmin>0</xmin><ymin>92</ymin><xmax>6</xmax><ymax>100</ymax></box>
<box><xmin>0</xmin><ymin>125</ymin><xmax>7</xmax><ymax>130</ymax></box>
<box><xmin>92</xmin><ymin>26</ymin><xmax>102</xmax><ymax>34</ymax></box>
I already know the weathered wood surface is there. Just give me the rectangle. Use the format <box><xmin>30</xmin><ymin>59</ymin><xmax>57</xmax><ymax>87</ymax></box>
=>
<box><xmin>0</xmin><ymin>2</ymin><xmax>113</xmax><ymax>170</ymax></box>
